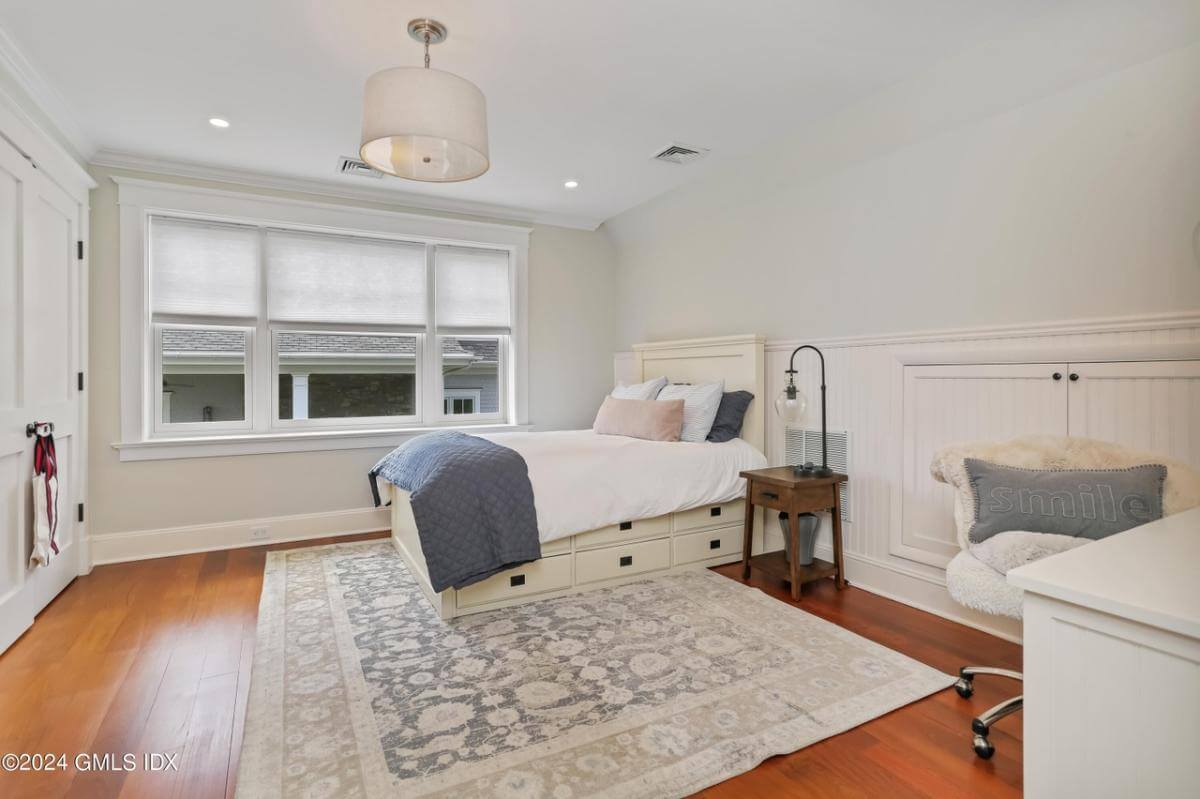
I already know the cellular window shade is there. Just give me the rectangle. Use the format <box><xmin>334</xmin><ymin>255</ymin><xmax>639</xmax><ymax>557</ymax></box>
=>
<box><xmin>435</xmin><ymin>246</ymin><xmax>511</xmax><ymax>328</ymax></box>
<box><xmin>150</xmin><ymin>217</ymin><xmax>259</xmax><ymax>318</ymax></box>
<box><xmin>267</xmin><ymin>231</ymin><xmax>426</xmax><ymax>325</ymax></box>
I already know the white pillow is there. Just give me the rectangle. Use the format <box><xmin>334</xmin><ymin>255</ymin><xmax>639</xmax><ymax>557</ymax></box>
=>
<box><xmin>611</xmin><ymin>376</ymin><xmax>667</xmax><ymax>401</ymax></box>
<box><xmin>656</xmin><ymin>381</ymin><xmax>724</xmax><ymax>442</ymax></box>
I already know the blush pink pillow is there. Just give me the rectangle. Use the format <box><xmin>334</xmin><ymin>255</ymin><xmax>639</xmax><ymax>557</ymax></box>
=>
<box><xmin>593</xmin><ymin>396</ymin><xmax>684</xmax><ymax>442</ymax></box>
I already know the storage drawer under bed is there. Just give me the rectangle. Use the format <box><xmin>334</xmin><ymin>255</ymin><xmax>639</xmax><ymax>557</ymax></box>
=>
<box><xmin>575</xmin><ymin>537</ymin><xmax>671</xmax><ymax>585</ymax></box>
<box><xmin>455</xmin><ymin>553</ymin><xmax>573</xmax><ymax>609</ymax></box>
<box><xmin>672</xmin><ymin>500</ymin><xmax>744</xmax><ymax>533</ymax></box>
<box><xmin>672</xmin><ymin>525</ymin><xmax>743</xmax><ymax>565</ymax></box>
<box><xmin>574</xmin><ymin>514</ymin><xmax>671</xmax><ymax>549</ymax></box>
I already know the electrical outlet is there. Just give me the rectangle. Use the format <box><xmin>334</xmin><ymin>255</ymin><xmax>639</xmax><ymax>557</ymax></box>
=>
<box><xmin>250</xmin><ymin>526</ymin><xmax>269</xmax><ymax>541</ymax></box>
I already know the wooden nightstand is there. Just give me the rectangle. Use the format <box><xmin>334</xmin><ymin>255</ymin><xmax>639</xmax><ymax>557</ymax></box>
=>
<box><xmin>739</xmin><ymin>467</ymin><xmax>848</xmax><ymax>601</ymax></box>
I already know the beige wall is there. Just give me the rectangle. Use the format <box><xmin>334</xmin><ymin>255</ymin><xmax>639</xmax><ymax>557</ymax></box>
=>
<box><xmin>87</xmin><ymin>166</ymin><xmax>617</xmax><ymax>537</ymax></box>
<box><xmin>607</xmin><ymin>40</ymin><xmax>1200</xmax><ymax>347</ymax></box>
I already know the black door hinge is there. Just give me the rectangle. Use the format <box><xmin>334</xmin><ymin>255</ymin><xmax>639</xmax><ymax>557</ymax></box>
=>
<box><xmin>77</xmin><ymin>503</ymin><xmax>84</xmax><ymax>523</ymax></box>
<box><xmin>77</xmin><ymin>371</ymin><xmax>84</xmax><ymax>391</ymax></box>
<box><xmin>77</xmin><ymin>240</ymin><xmax>84</xmax><ymax>260</ymax></box>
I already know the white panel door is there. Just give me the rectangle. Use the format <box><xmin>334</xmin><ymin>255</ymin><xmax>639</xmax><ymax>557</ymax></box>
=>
<box><xmin>1067</xmin><ymin>360</ymin><xmax>1200</xmax><ymax>470</ymax></box>
<box><xmin>894</xmin><ymin>363</ymin><xmax>1068</xmax><ymax>567</ymax></box>
<box><xmin>0</xmin><ymin>137</ymin><xmax>84</xmax><ymax>653</ymax></box>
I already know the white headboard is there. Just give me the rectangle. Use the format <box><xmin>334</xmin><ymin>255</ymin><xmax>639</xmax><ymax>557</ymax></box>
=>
<box><xmin>631</xmin><ymin>334</ymin><xmax>766</xmax><ymax>453</ymax></box>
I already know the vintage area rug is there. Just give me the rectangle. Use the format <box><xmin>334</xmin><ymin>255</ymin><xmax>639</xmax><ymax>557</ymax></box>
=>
<box><xmin>236</xmin><ymin>541</ymin><xmax>953</xmax><ymax>798</ymax></box>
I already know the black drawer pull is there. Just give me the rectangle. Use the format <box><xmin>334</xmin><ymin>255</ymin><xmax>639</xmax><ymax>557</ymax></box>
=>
<box><xmin>619</xmin><ymin>521</ymin><xmax>633</xmax><ymax>531</ymax></box>
<box><xmin>709</xmin><ymin>507</ymin><xmax>721</xmax><ymax>517</ymax></box>
<box><xmin>762</xmin><ymin>491</ymin><xmax>779</xmax><ymax>500</ymax></box>
<box><xmin>510</xmin><ymin>574</ymin><xmax>525</xmax><ymax>587</ymax></box>
<box><xmin>709</xmin><ymin>538</ymin><xmax>721</xmax><ymax>550</ymax></box>
<box><xmin>619</xmin><ymin>555</ymin><xmax>633</xmax><ymax>567</ymax></box>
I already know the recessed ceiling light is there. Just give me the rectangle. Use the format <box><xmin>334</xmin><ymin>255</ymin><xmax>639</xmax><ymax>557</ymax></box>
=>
<box><xmin>208</xmin><ymin>117</ymin><xmax>230</xmax><ymax>129</ymax></box>
<box><xmin>564</xmin><ymin>180</ymin><xmax>579</xmax><ymax>189</ymax></box>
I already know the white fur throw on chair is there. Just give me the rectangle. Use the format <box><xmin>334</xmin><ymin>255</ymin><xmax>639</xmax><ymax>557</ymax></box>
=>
<box><xmin>931</xmin><ymin>435</ymin><xmax>1200</xmax><ymax>619</ymax></box>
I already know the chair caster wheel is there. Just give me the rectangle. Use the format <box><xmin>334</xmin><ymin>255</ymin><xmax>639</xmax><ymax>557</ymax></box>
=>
<box><xmin>973</xmin><ymin>735</ymin><xmax>995</xmax><ymax>759</ymax></box>
<box><xmin>954</xmin><ymin>677</ymin><xmax>974</xmax><ymax>698</ymax></box>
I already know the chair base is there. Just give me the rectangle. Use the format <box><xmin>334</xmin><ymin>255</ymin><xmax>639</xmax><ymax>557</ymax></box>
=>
<box><xmin>954</xmin><ymin>666</ymin><xmax>1023</xmax><ymax>760</ymax></box>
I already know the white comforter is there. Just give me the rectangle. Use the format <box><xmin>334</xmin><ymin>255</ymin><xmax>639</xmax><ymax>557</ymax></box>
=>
<box><xmin>478</xmin><ymin>430</ymin><xmax>768</xmax><ymax>543</ymax></box>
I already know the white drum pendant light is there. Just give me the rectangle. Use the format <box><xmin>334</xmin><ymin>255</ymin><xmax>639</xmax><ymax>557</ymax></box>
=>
<box><xmin>360</xmin><ymin>19</ymin><xmax>490</xmax><ymax>182</ymax></box>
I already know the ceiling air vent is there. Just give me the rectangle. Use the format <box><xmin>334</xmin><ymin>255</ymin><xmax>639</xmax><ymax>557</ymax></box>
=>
<box><xmin>337</xmin><ymin>156</ymin><xmax>384</xmax><ymax>179</ymax></box>
<box><xmin>651</xmin><ymin>143</ymin><xmax>709</xmax><ymax>165</ymax></box>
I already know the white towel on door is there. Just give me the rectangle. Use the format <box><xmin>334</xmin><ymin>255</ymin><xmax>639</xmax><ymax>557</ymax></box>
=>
<box><xmin>30</xmin><ymin>472</ymin><xmax>58</xmax><ymax>567</ymax></box>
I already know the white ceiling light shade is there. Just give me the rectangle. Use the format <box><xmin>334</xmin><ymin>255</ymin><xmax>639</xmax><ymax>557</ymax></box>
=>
<box><xmin>564</xmin><ymin>180</ymin><xmax>579</xmax><ymax>189</ymax></box>
<box><xmin>360</xmin><ymin>19</ymin><xmax>489</xmax><ymax>183</ymax></box>
<box><xmin>208</xmin><ymin>117</ymin><xmax>230</xmax><ymax>128</ymax></box>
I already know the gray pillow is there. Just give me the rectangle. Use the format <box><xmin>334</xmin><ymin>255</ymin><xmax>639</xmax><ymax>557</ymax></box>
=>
<box><xmin>706</xmin><ymin>391</ymin><xmax>754</xmax><ymax>443</ymax></box>
<box><xmin>964</xmin><ymin>458</ymin><xmax>1165</xmax><ymax>544</ymax></box>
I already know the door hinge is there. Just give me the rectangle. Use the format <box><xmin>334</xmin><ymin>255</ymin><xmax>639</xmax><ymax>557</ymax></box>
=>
<box><xmin>77</xmin><ymin>240</ymin><xmax>84</xmax><ymax>260</ymax></box>
<box><xmin>77</xmin><ymin>371</ymin><xmax>85</xmax><ymax>391</ymax></box>
<box><xmin>77</xmin><ymin>503</ymin><xmax>84</xmax><ymax>523</ymax></box>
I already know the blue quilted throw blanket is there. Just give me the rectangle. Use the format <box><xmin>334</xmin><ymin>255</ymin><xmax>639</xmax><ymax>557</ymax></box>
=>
<box><xmin>369</xmin><ymin>431</ymin><xmax>541</xmax><ymax>592</ymax></box>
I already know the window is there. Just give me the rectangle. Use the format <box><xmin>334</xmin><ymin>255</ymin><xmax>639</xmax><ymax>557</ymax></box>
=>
<box><xmin>443</xmin><ymin>389</ymin><xmax>482</xmax><ymax>415</ymax></box>
<box><xmin>142</xmin><ymin>208</ymin><xmax>520</xmax><ymax>442</ymax></box>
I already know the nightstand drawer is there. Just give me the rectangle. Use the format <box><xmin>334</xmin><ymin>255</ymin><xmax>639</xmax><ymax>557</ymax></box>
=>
<box><xmin>575</xmin><ymin>538</ymin><xmax>671</xmax><ymax>585</ymax></box>
<box><xmin>751</xmin><ymin>482</ymin><xmax>793</xmax><ymax>511</ymax></box>
<box><xmin>673</xmin><ymin>526</ymin><xmax>742</xmax><ymax>565</ymax></box>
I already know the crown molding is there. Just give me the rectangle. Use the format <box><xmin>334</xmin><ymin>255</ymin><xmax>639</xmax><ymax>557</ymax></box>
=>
<box><xmin>0</xmin><ymin>24</ymin><xmax>95</xmax><ymax>161</ymax></box>
<box><xmin>91</xmin><ymin>149</ymin><xmax>604</xmax><ymax>231</ymax></box>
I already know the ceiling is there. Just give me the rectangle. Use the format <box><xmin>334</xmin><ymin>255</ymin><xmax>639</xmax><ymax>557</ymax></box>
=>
<box><xmin>1</xmin><ymin>0</ymin><xmax>1068</xmax><ymax>228</ymax></box>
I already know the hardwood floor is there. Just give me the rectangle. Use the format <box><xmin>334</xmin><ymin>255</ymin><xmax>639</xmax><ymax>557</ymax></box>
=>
<box><xmin>0</xmin><ymin>535</ymin><xmax>1022</xmax><ymax>798</ymax></box>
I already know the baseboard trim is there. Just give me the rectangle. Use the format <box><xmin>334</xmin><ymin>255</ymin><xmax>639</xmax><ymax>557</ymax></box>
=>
<box><xmin>809</xmin><ymin>542</ymin><xmax>1023</xmax><ymax>644</ymax></box>
<box><xmin>90</xmin><ymin>506</ymin><xmax>390</xmax><ymax>566</ymax></box>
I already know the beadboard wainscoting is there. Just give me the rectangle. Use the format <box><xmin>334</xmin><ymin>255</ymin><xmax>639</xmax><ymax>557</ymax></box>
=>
<box><xmin>617</xmin><ymin>311</ymin><xmax>1200</xmax><ymax>641</ymax></box>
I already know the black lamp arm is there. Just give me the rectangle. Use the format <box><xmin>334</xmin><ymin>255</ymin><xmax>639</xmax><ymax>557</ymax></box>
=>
<box><xmin>784</xmin><ymin>344</ymin><xmax>830</xmax><ymax>475</ymax></box>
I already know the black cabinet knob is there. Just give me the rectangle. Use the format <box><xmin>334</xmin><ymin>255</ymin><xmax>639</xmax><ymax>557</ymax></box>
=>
<box><xmin>1069</xmin><ymin>373</ymin><xmax>1079</xmax><ymax>381</ymax></box>
<box><xmin>1052</xmin><ymin>372</ymin><xmax>1063</xmax><ymax>381</ymax></box>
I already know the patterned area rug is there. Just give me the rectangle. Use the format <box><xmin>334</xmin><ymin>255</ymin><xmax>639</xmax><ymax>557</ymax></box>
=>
<box><xmin>236</xmin><ymin>541</ymin><xmax>953</xmax><ymax>798</ymax></box>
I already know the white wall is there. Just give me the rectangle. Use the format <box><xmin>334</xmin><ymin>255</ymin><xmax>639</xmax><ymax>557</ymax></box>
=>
<box><xmin>87</xmin><ymin>166</ymin><xmax>617</xmax><ymax>550</ymax></box>
<box><xmin>605</xmin><ymin>34</ymin><xmax>1200</xmax><ymax>638</ymax></box>
<box><xmin>607</xmin><ymin>40</ymin><xmax>1200</xmax><ymax>347</ymax></box>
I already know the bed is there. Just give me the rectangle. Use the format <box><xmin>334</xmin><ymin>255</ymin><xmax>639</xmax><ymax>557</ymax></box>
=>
<box><xmin>385</xmin><ymin>334</ymin><xmax>767</xmax><ymax>619</ymax></box>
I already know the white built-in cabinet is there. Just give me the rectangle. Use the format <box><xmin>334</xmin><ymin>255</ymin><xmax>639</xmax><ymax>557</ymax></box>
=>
<box><xmin>894</xmin><ymin>355</ymin><xmax>1200</xmax><ymax>568</ymax></box>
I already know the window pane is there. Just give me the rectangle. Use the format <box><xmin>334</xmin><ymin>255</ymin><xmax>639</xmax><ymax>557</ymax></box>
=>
<box><xmin>276</xmin><ymin>331</ymin><xmax>417</xmax><ymax>419</ymax></box>
<box><xmin>150</xmin><ymin>217</ymin><xmax>259</xmax><ymax>318</ymax></box>
<box><xmin>160</xmin><ymin>328</ymin><xmax>246</xmax><ymax>423</ymax></box>
<box><xmin>435</xmin><ymin>246</ymin><xmax>511</xmax><ymax>328</ymax></box>
<box><xmin>267</xmin><ymin>230</ymin><xmax>426</xmax><ymax>325</ymax></box>
<box><xmin>441</xmin><ymin>337</ymin><xmax>500</xmax><ymax>415</ymax></box>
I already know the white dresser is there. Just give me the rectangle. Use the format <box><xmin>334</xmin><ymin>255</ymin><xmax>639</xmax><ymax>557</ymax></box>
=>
<box><xmin>1008</xmin><ymin>508</ymin><xmax>1200</xmax><ymax>799</ymax></box>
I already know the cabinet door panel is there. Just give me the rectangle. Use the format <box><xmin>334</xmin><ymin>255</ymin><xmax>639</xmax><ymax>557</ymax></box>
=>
<box><xmin>1067</xmin><ymin>361</ymin><xmax>1200</xmax><ymax>470</ymax></box>
<box><xmin>895</xmin><ymin>363</ymin><xmax>1068</xmax><ymax>567</ymax></box>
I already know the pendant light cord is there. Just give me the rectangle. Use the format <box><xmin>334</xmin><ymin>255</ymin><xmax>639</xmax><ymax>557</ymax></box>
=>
<box><xmin>424</xmin><ymin>32</ymin><xmax>431</xmax><ymax>68</ymax></box>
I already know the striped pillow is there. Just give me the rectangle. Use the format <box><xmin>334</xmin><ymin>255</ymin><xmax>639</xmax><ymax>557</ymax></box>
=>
<box><xmin>656</xmin><ymin>381</ymin><xmax>725</xmax><ymax>442</ymax></box>
<box><xmin>611</xmin><ymin>376</ymin><xmax>667</xmax><ymax>401</ymax></box>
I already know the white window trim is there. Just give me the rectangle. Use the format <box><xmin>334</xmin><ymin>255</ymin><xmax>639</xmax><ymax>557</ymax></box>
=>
<box><xmin>116</xmin><ymin>177</ymin><xmax>530</xmax><ymax>461</ymax></box>
<box><xmin>270</xmin><ymin>328</ymin><xmax>423</xmax><ymax>431</ymax></box>
<box><xmin>435</xmin><ymin>334</ymin><xmax>507</xmax><ymax>423</ymax></box>
<box><xmin>153</xmin><ymin>322</ymin><xmax>254</xmax><ymax>435</ymax></box>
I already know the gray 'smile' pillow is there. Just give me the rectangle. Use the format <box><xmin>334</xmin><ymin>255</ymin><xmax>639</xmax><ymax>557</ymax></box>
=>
<box><xmin>706</xmin><ymin>390</ymin><xmax>754</xmax><ymax>443</ymax></box>
<box><xmin>964</xmin><ymin>458</ymin><xmax>1166</xmax><ymax>544</ymax></box>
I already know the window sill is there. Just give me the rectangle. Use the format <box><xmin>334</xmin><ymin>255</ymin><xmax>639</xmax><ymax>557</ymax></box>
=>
<box><xmin>113</xmin><ymin>422</ymin><xmax>533</xmax><ymax>462</ymax></box>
